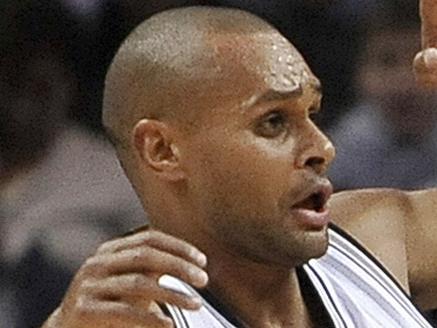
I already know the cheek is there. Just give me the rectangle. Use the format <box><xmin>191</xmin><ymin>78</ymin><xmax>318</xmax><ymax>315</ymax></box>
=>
<box><xmin>189</xmin><ymin>132</ymin><xmax>295</xmax><ymax>218</ymax></box>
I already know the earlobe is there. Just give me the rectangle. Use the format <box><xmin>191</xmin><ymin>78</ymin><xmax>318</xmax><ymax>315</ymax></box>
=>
<box><xmin>133</xmin><ymin>119</ymin><xmax>185</xmax><ymax>181</ymax></box>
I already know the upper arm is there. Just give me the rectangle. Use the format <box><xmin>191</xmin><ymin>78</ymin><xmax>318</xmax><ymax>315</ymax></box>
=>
<box><xmin>330</xmin><ymin>188</ymin><xmax>437</xmax><ymax>310</ymax></box>
<box><xmin>405</xmin><ymin>188</ymin><xmax>437</xmax><ymax>310</ymax></box>
<box><xmin>329</xmin><ymin>189</ymin><xmax>411</xmax><ymax>294</ymax></box>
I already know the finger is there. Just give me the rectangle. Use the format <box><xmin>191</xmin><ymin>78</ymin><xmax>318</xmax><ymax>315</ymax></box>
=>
<box><xmin>76</xmin><ymin>297</ymin><xmax>174</xmax><ymax>328</ymax></box>
<box><xmin>85</xmin><ymin>247</ymin><xmax>209</xmax><ymax>288</ymax></box>
<box><xmin>82</xmin><ymin>274</ymin><xmax>202</xmax><ymax>310</ymax></box>
<box><xmin>97</xmin><ymin>230</ymin><xmax>207</xmax><ymax>268</ymax></box>
<box><xmin>420</xmin><ymin>0</ymin><xmax>437</xmax><ymax>48</ymax></box>
<box><xmin>413</xmin><ymin>49</ymin><xmax>437</xmax><ymax>87</ymax></box>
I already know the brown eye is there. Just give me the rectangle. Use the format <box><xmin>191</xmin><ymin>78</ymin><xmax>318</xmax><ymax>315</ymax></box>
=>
<box><xmin>255</xmin><ymin>110</ymin><xmax>287</xmax><ymax>138</ymax></box>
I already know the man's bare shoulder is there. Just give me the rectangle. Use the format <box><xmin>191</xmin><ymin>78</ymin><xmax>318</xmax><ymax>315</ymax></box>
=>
<box><xmin>329</xmin><ymin>188</ymin><xmax>411</xmax><ymax>293</ymax></box>
<box><xmin>329</xmin><ymin>188</ymin><xmax>410</xmax><ymax>230</ymax></box>
<box><xmin>329</xmin><ymin>187</ymin><xmax>437</xmax><ymax>237</ymax></box>
<box><xmin>406</xmin><ymin>187</ymin><xmax>437</xmax><ymax>206</ymax></box>
<box><xmin>403</xmin><ymin>188</ymin><xmax>437</xmax><ymax>309</ymax></box>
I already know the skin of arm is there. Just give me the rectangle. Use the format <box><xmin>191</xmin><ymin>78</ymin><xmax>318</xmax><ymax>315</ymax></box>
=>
<box><xmin>330</xmin><ymin>188</ymin><xmax>437</xmax><ymax>311</ymax></box>
<box><xmin>414</xmin><ymin>0</ymin><xmax>437</xmax><ymax>87</ymax></box>
<box><xmin>405</xmin><ymin>188</ymin><xmax>437</xmax><ymax>310</ymax></box>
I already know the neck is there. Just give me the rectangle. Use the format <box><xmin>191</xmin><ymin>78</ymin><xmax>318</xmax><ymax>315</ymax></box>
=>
<box><xmin>203</xmin><ymin>243</ymin><xmax>313</xmax><ymax>328</ymax></box>
<box><xmin>148</xmin><ymin>204</ymin><xmax>319</xmax><ymax>327</ymax></box>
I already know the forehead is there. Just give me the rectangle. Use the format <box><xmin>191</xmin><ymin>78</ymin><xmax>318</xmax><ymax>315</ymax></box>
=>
<box><xmin>210</xmin><ymin>30</ymin><xmax>318</xmax><ymax>93</ymax></box>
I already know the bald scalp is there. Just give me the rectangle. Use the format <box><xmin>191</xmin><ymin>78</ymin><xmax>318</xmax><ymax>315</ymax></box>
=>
<box><xmin>102</xmin><ymin>6</ymin><xmax>275</xmax><ymax>151</ymax></box>
<box><xmin>102</xmin><ymin>6</ymin><xmax>319</xmax><ymax>228</ymax></box>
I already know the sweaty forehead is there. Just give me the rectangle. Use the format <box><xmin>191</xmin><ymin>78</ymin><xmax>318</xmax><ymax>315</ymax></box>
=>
<box><xmin>207</xmin><ymin>30</ymin><xmax>318</xmax><ymax>93</ymax></box>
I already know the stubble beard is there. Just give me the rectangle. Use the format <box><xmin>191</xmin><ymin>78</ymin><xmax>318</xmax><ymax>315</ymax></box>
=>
<box><xmin>207</xmin><ymin>212</ymin><xmax>330</xmax><ymax>269</ymax></box>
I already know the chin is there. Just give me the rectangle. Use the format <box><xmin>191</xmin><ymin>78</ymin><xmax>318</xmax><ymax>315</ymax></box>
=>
<box><xmin>285</xmin><ymin>228</ymin><xmax>330</xmax><ymax>266</ymax></box>
<box><xmin>309</xmin><ymin>235</ymin><xmax>329</xmax><ymax>259</ymax></box>
<box><xmin>250</xmin><ymin>227</ymin><xmax>330</xmax><ymax>268</ymax></box>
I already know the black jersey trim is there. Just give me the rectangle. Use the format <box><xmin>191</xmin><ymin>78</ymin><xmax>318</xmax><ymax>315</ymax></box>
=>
<box><xmin>177</xmin><ymin>307</ymin><xmax>190</xmax><ymax>328</ymax></box>
<box><xmin>328</xmin><ymin>223</ymin><xmax>431</xmax><ymax>322</ymax></box>
<box><xmin>305</xmin><ymin>264</ymin><xmax>347</xmax><ymax>328</ymax></box>
<box><xmin>196</xmin><ymin>288</ymin><xmax>243</xmax><ymax>327</ymax></box>
<box><xmin>296</xmin><ymin>266</ymin><xmax>337</xmax><ymax>328</ymax></box>
<box><xmin>329</xmin><ymin>241</ymin><xmax>424</xmax><ymax>323</ymax></box>
<box><xmin>163</xmin><ymin>304</ymin><xmax>187</xmax><ymax>328</ymax></box>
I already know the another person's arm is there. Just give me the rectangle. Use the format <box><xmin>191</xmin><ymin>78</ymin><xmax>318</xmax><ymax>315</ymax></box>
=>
<box><xmin>405</xmin><ymin>188</ymin><xmax>437</xmax><ymax>310</ymax></box>
<box><xmin>414</xmin><ymin>0</ymin><xmax>437</xmax><ymax>87</ymax></box>
<box><xmin>330</xmin><ymin>189</ymin><xmax>437</xmax><ymax>310</ymax></box>
<box><xmin>409</xmin><ymin>0</ymin><xmax>437</xmax><ymax>309</ymax></box>
<box><xmin>41</xmin><ymin>229</ymin><xmax>208</xmax><ymax>328</ymax></box>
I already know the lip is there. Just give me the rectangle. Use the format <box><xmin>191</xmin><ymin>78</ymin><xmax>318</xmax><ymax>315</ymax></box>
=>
<box><xmin>290</xmin><ymin>207</ymin><xmax>330</xmax><ymax>231</ymax></box>
<box><xmin>290</xmin><ymin>180</ymin><xmax>333</xmax><ymax>230</ymax></box>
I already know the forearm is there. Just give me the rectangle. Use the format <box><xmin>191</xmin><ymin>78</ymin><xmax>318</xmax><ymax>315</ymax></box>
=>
<box><xmin>420</xmin><ymin>0</ymin><xmax>437</xmax><ymax>48</ymax></box>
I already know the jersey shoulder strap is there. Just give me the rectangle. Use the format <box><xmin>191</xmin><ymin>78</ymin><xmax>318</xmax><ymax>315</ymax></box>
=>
<box><xmin>159</xmin><ymin>275</ymin><xmax>237</xmax><ymax>328</ymax></box>
<box><xmin>159</xmin><ymin>225</ymin><xmax>432</xmax><ymax>327</ymax></box>
<box><xmin>303</xmin><ymin>224</ymin><xmax>432</xmax><ymax>327</ymax></box>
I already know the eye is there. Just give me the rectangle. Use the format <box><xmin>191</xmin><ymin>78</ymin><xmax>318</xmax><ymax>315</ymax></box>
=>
<box><xmin>255</xmin><ymin>110</ymin><xmax>288</xmax><ymax>138</ymax></box>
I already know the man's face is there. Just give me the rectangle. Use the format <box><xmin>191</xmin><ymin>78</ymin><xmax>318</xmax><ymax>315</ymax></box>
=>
<box><xmin>177</xmin><ymin>32</ymin><xmax>335</xmax><ymax>267</ymax></box>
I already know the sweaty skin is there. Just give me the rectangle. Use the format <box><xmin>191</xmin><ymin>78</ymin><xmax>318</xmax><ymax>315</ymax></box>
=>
<box><xmin>43</xmin><ymin>7</ymin><xmax>437</xmax><ymax>328</ymax></box>
<box><xmin>330</xmin><ymin>188</ymin><xmax>437</xmax><ymax>311</ymax></box>
<box><xmin>413</xmin><ymin>0</ymin><xmax>437</xmax><ymax>87</ymax></box>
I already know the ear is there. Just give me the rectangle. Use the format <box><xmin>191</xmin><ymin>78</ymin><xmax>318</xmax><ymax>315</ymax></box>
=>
<box><xmin>133</xmin><ymin>119</ymin><xmax>185</xmax><ymax>182</ymax></box>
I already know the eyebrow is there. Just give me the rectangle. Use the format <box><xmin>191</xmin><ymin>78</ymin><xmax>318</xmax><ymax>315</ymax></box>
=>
<box><xmin>249</xmin><ymin>81</ymin><xmax>322</xmax><ymax>108</ymax></box>
<box><xmin>254</xmin><ymin>86</ymin><xmax>303</xmax><ymax>104</ymax></box>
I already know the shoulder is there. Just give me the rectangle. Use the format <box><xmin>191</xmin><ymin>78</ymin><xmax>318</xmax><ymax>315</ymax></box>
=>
<box><xmin>329</xmin><ymin>188</ymin><xmax>410</xmax><ymax>233</ymax></box>
<box><xmin>328</xmin><ymin>188</ymin><xmax>437</xmax><ymax>309</ymax></box>
<box><xmin>402</xmin><ymin>188</ymin><xmax>437</xmax><ymax>309</ymax></box>
<box><xmin>328</xmin><ymin>188</ymin><xmax>411</xmax><ymax>292</ymax></box>
<box><xmin>329</xmin><ymin>188</ymin><xmax>437</xmax><ymax>236</ymax></box>
<box><xmin>329</xmin><ymin>188</ymin><xmax>410</xmax><ymax>228</ymax></box>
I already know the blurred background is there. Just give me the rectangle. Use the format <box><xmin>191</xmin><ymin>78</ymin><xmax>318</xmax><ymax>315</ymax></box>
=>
<box><xmin>0</xmin><ymin>0</ymin><xmax>436</xmax><ymax>327</ymax></box>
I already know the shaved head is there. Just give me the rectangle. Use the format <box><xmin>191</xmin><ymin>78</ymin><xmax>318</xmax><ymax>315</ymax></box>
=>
<box><xmin>102</xmin><ymin>6</ymin><xmax>319</xmax><ymax>226</ymax></box>
<box><xmin>101</xmin><ymin>6</ymin><xmax>333</xmax><ymax>267</ymax></box>
<box><xmin>103</xmin><ymin>6</ymin><xmax>311</xmax><ymax>152</ymax></box>
<box><xmin>104</xmin><ymin>7</ymin><xmax>263</xmax><ymax>147</ymax></box>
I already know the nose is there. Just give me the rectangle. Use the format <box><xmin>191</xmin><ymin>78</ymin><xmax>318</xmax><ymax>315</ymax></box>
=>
<box><xmin>295</xmin><ymin>121</ymin><xmax>336</xmax><ymax>175</ymax></box>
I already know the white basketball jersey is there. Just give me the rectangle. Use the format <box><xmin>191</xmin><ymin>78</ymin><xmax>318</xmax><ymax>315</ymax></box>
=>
<box><xmin>159</xmin><ymin>225</ymin><xmax>432</xmax><ymax>327</ymax></box>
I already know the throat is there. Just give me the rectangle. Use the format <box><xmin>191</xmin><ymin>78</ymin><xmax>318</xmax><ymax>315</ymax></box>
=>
<box><xmin>202</xmin><ymin>265</ymin><xmax>333</xmax><ymax>328</ymax></box>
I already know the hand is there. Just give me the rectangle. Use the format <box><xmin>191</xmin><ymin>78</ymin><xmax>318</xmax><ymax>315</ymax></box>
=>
<box><xmin>413</xmin><ymin>0</ymin><xmax>437</xmax><ymax>87</ymax></box>
<box><xmin>47</xmin><ymin>228</ymin><xmax>208</xmax><ymax>328</ymax></box>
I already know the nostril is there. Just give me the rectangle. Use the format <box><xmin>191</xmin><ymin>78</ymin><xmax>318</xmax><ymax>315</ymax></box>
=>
<box><xmin>305</xmin><ymin>156</ymin><xmax>325</xmax><ymax>173</ymax></box>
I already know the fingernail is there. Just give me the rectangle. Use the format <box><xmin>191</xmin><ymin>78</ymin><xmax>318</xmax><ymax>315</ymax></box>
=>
<box><xmin>192</xmin><ymin>297</ymin><xmax>202</xmax><ymax>307</ymax></box>
<box><xmin>191</xmin><ymin>268</ymin><xmax>208</xmax><ymax>286</ymax></box>
<box><xmin>197</xmin><ymin>253</ymin><xmax>207</xmax><ymax>267</ymax></box>
<box><xmin>198</xmin><ymin>270</ymin><xmax>208</xmax><ymax>285</ymax></box>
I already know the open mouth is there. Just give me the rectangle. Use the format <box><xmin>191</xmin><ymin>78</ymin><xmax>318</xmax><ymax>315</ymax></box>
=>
<box><xmin>291</xmin><ymin>183</ymin><xmax>332</xmax><ymax>213</ymax></box>
<box><xmin>288</xmin><ymin>182</ymin><xmax>333</xmax><ymax>229</ymax></box>
<box><xmin>292</xmin><ymin>192</ymin><xmax>327</xmax><ymax>213</ymax></box>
